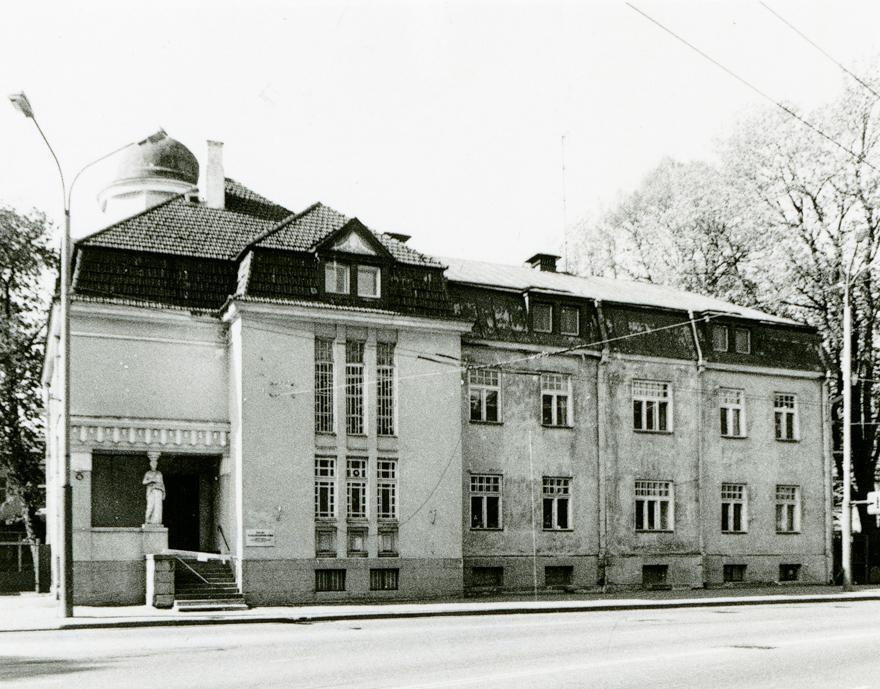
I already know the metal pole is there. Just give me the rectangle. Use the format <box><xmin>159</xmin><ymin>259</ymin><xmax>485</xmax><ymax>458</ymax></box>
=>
<box><xmin>842</xmin><ymin>280</ymin><xmax>852</xmax><ymax>590</ymax></box>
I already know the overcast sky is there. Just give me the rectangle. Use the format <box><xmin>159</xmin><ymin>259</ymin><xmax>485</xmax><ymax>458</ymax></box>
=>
<box><xmin>3</xmin><ymin>0</ymin><xmax>880</xmax><ymax>266</ymax></box>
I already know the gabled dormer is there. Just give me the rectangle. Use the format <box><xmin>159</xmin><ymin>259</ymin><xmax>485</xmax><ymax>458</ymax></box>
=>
<box><xmin>316</xmin><ymin>218</ymin><xmax>394</xmax><ymax>301</ymax></box>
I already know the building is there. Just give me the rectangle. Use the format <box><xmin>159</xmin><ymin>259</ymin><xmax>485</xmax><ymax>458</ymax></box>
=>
<box><xmin>42</xmin><ymin>134</ymin><xmax>831</xmax><ymax>606</ymax></box>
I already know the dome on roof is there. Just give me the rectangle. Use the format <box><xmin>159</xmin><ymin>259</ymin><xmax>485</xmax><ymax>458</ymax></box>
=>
<box><xmin>113</xmin><ymin>132</ymin><xmax>199</xmax><ymax>185</ymax></box>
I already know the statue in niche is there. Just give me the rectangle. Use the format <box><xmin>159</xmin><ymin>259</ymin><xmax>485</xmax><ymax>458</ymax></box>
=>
<box><xmin>142</xmin><ymin>455</ymin><xmax>165</xmax><ymax>526</ymax></box>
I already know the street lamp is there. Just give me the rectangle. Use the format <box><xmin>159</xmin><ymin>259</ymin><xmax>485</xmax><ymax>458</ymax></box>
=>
<box><xmin>9</xmin><ymin>91</ymin><xmax>165</xmax><ymax>617</ymax></box>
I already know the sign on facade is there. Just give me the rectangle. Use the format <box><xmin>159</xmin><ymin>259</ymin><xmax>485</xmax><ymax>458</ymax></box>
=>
<box><xmin>867</xmin><ymin>491</ymin><xmax>880</xmax><ymax>516</ymax></box>
<box><xmin>245</xmin><ymin>529</ymin><xmax>276</xmax><ymax>547</ymax></box>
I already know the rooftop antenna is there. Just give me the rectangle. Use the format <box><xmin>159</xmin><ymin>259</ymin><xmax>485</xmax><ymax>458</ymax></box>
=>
<box><xmin>561</xmin><ymin>133</ymin><xmax>569</xmax><ymax>273</ymax></box>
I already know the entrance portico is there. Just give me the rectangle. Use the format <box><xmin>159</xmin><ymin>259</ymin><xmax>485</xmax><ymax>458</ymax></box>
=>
<box><xmin>60</xmin><ymin>416</ymin><xmax>232</xmax><ymax>604</ymax></box>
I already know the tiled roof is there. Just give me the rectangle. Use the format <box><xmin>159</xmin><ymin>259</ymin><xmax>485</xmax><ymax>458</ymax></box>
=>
<box><xmin>253</xmin><ymin>202</ymin><xmax>444</xmax><ymax>268</ymax></box>
<box><xmin>224</xmin><ymin>178</ymin><xmax>291</xmax><ymax>221</ymax></box>
<box><xmin>79</xmin><ymin>196</ymin><xmax>277</xmax><ymax>260</ymax></box>
<box><xmin>443</xmin><ymin>257</ymin><xmax>799</xmax><ymax>326</ymax></box>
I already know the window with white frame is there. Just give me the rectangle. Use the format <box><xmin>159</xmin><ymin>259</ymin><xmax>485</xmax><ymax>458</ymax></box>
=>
<box><xmin>314</xmin><ymin>457</ymin><xmax>336</xmax><ymax>519</ymax></box>
<box><xmin>560</xmin><ymin>306</ymin><xmax>580</xmax><ymax>336</ymax></box>
<box><xmin>469</xmin><ymin>368</ymin><xmax>500</xmax><ymax>422</ymax></box>
<box><xmin>346</xmin><ymin>458</ymin><xmax>367</xmax><ymax>519</ymax></box>
<box><xmin>734</xmin><ymin>328</ymin><xmax>751</xmax><ymax>354</ymax></box>
<box><xmin>775</xmin><ymin>485</ymin><xmax>801</xmax><ymax>533</ymax></box>
<box><xmin>377</xmin><ymin>458</ymin><xmax>397</xmax><ymax>520</ymax></box>
<box><xmin>542</xmin><ymin>477</ymin><xmax>571</xmax><ymax>530</ymax></box>
<box><xmin>721</xmin><ymin>483</ymin><xmax>747</xmax><ymax>533</ymax></box>
<box><xmin>470</xmin><ymin>474</ymin><xmax>502</xmax><ymax>529</ymax></box>
<box><xmin>532</xmin><ymin>303</ymin><xmax>553</xmax><ymax>333</ymax></box>
<box><xmin>314</xmin><ymin>338</ymin><xmax>335</xmax><ymax>434</ymax></box>
<box><xmin>632</xmin><ymin>380</ymin><xmax>672</xmax><ymax>432</ymax></box>
<box><xmin>346</xmin><ymin>341</ymin><xmax>365</xmax><ymax>435</ymax></box>
<box><xmin>324</xmin><ymin>261</ymin><xmax>350</xmax><ymax>294</ymax></box>
<box><xmin>711</xmin><ymin>325</ymin><xmax>728</xmax><ymax>352</ymax></box>
<box><xmin>774</xmin><ymin>393</ymin><xmax>799</xmax><ymax>441</ymax></box>
<box><xmin>635</xmin><ymin>480</ymin><xmax>673</xmax><ymax>531</ymax></box>
<box><xmin>357</xmin><ymin>265</ymin><xmax>381</xmax><ymax>298</ymax></box>
<box><xmin>719</xmin><ymin>388</ymin><xmax>746</xmax><ymax>437</ymax></box>
<box><xmin>376</xmin><ymin>342</ymin><xmax>395</xmax><ymax>436</ymax></box>
<box><xmin>541</xmin><ymin>373</ymin><xmax>573</xmax><ymax>427</ymax></box>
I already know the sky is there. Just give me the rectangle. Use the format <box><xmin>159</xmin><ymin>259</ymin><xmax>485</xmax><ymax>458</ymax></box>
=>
<box><xmin>2</xmin><ymin>0</ymin><xmax>880</xmax><ymax>267</ymax></box>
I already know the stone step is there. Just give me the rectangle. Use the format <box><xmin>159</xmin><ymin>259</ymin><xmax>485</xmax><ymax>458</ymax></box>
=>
<box><xmin>174</xmin><ymin>598</ymin><xmax>249</xmax><ymax>612</ymax></box>
<box><xmin>175</xmin><ymin>591</ymin><xmax>243</xmax><ymax>601</ymax></box>
<box><xmin>176</xmin><ymin>585</ymin><xmax>240</xmax><ymax>594</ymax></box>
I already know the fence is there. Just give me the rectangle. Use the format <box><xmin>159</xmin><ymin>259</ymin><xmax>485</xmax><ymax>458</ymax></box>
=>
<box><xmin>0</xmin><ymin>538</ymin><xmax>50</xmax><ymax>593</ymax></box>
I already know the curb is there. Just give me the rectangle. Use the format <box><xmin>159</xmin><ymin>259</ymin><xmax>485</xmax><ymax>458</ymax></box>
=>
<box><xmin>4</xmin><ymin>591</ymin><xmax>880</xmax><ymax>633</ymax></box>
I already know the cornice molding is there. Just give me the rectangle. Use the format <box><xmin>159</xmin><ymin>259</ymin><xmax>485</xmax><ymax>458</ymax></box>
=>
<box><xmin>71</xmin><ymin>416</ymin><xmax>230</xmax><ymax>451</ymax></box>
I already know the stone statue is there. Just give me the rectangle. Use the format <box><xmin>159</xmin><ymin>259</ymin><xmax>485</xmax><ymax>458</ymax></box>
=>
<box><xmin>142</xmin><ymin>455</ymin><xmax>165</xmax><ymax>526</ymax></box>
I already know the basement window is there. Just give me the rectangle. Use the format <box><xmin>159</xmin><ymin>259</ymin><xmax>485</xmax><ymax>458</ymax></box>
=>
<box><xmin>471</xmin><ymin>566</ymin><xmax>504</xmax><ymax>588</ymax></box>
<box><xmin>370</xmin><ymin>568</ymin><xmax>399</xmax><ymax>591</ymax></box>
<box><xmin>779</xmin><ymin>564</ymin><xmax>801</xmax><ymax>582</ymax></box>
<box><xmin>723</xmin><ymin>564</ymin><xmax>746</xmax><ymax>583</ymax></box>
<box><xmin>315</xmin><ymin>569</ymin><xmax>346</xmax><ymax>592</ymax></box>
<box><xmin>545</xmin><ymin>565</ymin><xmax>573</xmax><ymax>588</ymax></box>
<box><xmin>642</xmin><ymin>564</ymin><xmax>668</xmax><ymax>587</ymax></box>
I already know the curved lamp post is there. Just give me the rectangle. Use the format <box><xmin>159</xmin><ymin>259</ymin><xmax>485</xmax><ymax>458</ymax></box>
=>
<box><xmin>9</xmin><ymin>91</ymin><xmax>164</xmax><ymax>616</ymax></box>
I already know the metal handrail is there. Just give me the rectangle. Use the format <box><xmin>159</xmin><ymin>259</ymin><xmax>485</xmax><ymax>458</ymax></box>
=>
<box><xmin>217</xmin><ymin>524</ymin><xmax>231</xmax><ymax>554</ymax></box>
<box><xmin>173</xmin><ymin>557</ymin><xmax>211</xmax><ymax>585</ymax></box>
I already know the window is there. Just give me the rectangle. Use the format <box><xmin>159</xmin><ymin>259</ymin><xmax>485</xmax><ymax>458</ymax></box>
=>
<box><xmin>377</xmin><ymin>459</ymin><xmax>397</xmax><ymax>520</ymax></box>
<box><xmin>560</xmin><ymin>306</ymin><xmax>580</xmax><ymax>336</ymax></box>
<box><xmin>315</xmin><ymin>527</ymin><xmax>336</xmax><ymax>557</ymax></box>
<box><xmin>776</xmin><ymin>485</ymin><xmax>801</xmax><ymax>533</ymax></box>
<box><xmin>347</xmin><ymin>527</ymin><xmax>367</xmax><ymax>556</ymax></box>
<box><xmin>346</xmin><ymin>341</ymin><xmax>365</xmax><ymax>435</ymax></box>
<box><xmin>719</xmin><ymin>388</ymin><xmax>746</xmax><ymax>437</ymax></box>
<box><xmin>315</xmin><ymin>569</ymin><xmax>345</xmax><ymax>592</ymax></box>
<box><xmin>724</xmin><ymin>564</ymin><xmax>746</xmax><ymax>583</ymax></box>
<box><xmin>324</xmin><ymin>261</ymin><xmax>350</xmax><ymax>294</ymax></box>
<box><xmin>721</xmin><ymin>483</ymin><xmax>747</xmax><ymax>533</ymax></box>
<box><xmin>774</xmin><ymin>393</ymin><xmax>798</xmax><ymax>441</ymax></box>
<box><xmin>471</xmin><ymin>566</ymin><xmax>503</xmax><ymax>588</ymax></box>
<box><xmin>376</xmin><ymin>343</ymin><xmax>395</xmax><ymax>436</ymax></box>
<box><xmin>542</xmin><ymin>477</ymin><xmax>571</xmax><ymax>530</ymax></box>
<box><xmin>346</xmin><ymin>458</ymin><xmax>367</xmax><ymax>519</ymax></box>
<box><xmin>370</xmin><ymin>568</ymin><xmax>399</xmax><ymax>591</ymax></box>
<box><xmin>469</xmin><ymin>368</ymin><xmax>500</xmax><ymax>422</ymax></box>
<box><xmin>632</xmin><ymin>380</ymin><xmax>672</xmax><ymax>432</ymax></box>
<box><xmin>532</xmin><ymin>303</ymin><xmax>553</xmax><ymax>333</ymax></box>
<box><xmin>545</xmin><ymin>565</ymin><xmax>573</xmax><ymax>588</ymax></box>
<box><xmin>735</xmin><ymin>328</ymin><xmax>751</xmax><ymax>354</ymax></box>
<box><xmin>541</xmin><ymin>373</ymin><xmax>573</xmax><ymax>426</ymax></box>
<box><xmin>642</xmin><ymin>564</ymin><xmax>668</xmax><ymax>586</ymax></box>
<box><xmin>357</xmin><ymin>265</ymin><xmax>381</xmax><ymax>298</ymax></box>
<box><xmin>635</xmin><ymin>480</ymin><xmax>673</xmax><ymax>531</ymax></box>
<box><xmin>378</xmin><ymin>527</ymin><xmax>399</xmax><ymax>557</ymax></box>
<box><xmin>315</xmin><ymin>457</ymin><xmax>336</xmax><ymax>519</ymax></box>
<box><xmin>314</xmin><ymin>338</ymin><xmax>335</xmax><ymax>434</ymax></box>
<box><xmin>779</xmin><ymin>563</ymin><xmax>801</xmax><ymax>582</ymax></box>
<box><xmin>711</xmin><ymin>325</ymin><xmax>728</xmax><ymax>352</ymax></box>
<box><xmin>470</xmin><ymin>474</ymin><xmax>502</xmax><ymax>529</ymax></box>
<box><xmin>90</xmin><ymin>454</ymin><xmax>145</xmax><ymax>527</ymax></box>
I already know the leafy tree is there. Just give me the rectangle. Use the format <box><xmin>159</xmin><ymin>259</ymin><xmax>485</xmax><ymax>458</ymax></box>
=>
<box><xmin>0</xmin><ymin>204</ymin><xmax>56</xmax><ymax>545</ymax></box>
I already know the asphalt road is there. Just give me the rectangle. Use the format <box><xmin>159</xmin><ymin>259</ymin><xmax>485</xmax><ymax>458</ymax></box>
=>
<box><xmin>2</xmin><ymin>602</ymin><xmax>880</xmax><ymax>688</ymax></box>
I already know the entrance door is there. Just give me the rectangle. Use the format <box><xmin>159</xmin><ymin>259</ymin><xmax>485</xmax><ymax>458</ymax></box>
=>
<box><xmin>164</xmin><ymin>474</ymin><xmax>200</xmax><ymax>551</ymax></box>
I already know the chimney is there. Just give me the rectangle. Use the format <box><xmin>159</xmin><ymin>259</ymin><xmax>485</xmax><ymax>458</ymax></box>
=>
<box><xmin>526</xmin><ymin>253</ymin><xmax>560</xmax><ymax>272</ymax></box>
<box><xmin>205</xmin><ymin>140</ymin><xmax>225</xmax><ymax>210</ymax></box>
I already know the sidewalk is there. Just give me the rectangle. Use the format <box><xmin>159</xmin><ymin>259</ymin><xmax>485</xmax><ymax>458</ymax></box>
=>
<box><xmin>3</xmin><ymin>585</ymin><xmax>880</xmax><ymax>633</ymax></box>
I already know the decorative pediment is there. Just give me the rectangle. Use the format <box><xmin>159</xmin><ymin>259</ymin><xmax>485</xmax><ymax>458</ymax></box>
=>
<box><xmin>317</xmin><ymin>218</ymin><xmax>393</xmax><ymax>260</ymax></box>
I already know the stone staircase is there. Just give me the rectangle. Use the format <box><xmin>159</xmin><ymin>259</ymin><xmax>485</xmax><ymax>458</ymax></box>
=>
<box><xmin>173</xmin><ymin>557</ymin><xmax>248</xmax><ymax>612</ymax></box>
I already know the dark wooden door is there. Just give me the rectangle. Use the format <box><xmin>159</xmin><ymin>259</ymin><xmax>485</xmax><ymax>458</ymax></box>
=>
<box><xmin>165</xmin><ymin>474</ymin><xmax>200</xmax><ymax>551</ymax></box>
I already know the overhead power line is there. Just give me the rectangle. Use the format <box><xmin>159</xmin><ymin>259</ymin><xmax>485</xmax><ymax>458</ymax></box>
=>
<box><xmin>625</xmin><ymin>2</ymin><xmax>880</xmax><ymax>174</ymax></box>
<box><xmin>759</xmin><ymin>1</ymin><xmax>880</xmax><ymax>101</ymax></box>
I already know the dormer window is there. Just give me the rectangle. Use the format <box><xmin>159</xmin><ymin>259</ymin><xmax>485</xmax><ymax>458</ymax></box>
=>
<box><xmin>357</xmin><ymin>266</ymin><xmax>381</xmax><ymax>298</ymax></box>
<box><xmin>325</xmin><ymin>261</ymin><xmax>350</xmax><ymax>294</ymax></box>
<box><xmin>533</xmin><ymin>303</ymin><xmax>553</xmax><ymax>333</ymax></box>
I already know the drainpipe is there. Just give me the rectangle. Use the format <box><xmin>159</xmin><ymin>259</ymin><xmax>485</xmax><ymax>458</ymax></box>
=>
<box><xmin>593</xmin><ymin>299</ymin><xmax>610</xmax><ymax>589</ymax></box>
<box><xmin>821</xmin><ymin>372</ymin><xmax>834</xmax><ymax>583</ymax></box>
<box><xmin>688</xmin><ymin>311</ymin><xmax>706</xmax><ymax>586</ymax></box>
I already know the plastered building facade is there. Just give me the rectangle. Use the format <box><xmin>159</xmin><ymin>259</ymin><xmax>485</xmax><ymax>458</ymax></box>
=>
<box><xmin>43</xmin><ymin>134</ymin><xmax>831</xmax><ymax>606</ymax></box>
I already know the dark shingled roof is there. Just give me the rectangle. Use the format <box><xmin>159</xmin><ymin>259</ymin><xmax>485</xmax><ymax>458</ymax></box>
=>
<box><xmin>253</xmin><ymin>202</ymin><xmax>444</xmax><ymax>268</ymax></box>
<box><xmin>79</xmin><ymin>179</ymin><xmax>292</xmax><ymax>260</ymax></box>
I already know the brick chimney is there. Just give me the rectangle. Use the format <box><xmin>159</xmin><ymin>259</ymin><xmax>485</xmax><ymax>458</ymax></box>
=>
<box><xmin>526</xmin><ymin>253</ymin><xmax>560</xmax><ymax>272</ymax></box>
<box><xmin>205</xmin><ymin>140</ymin><xmax>225</xmax><ymax>210</ymax></box>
